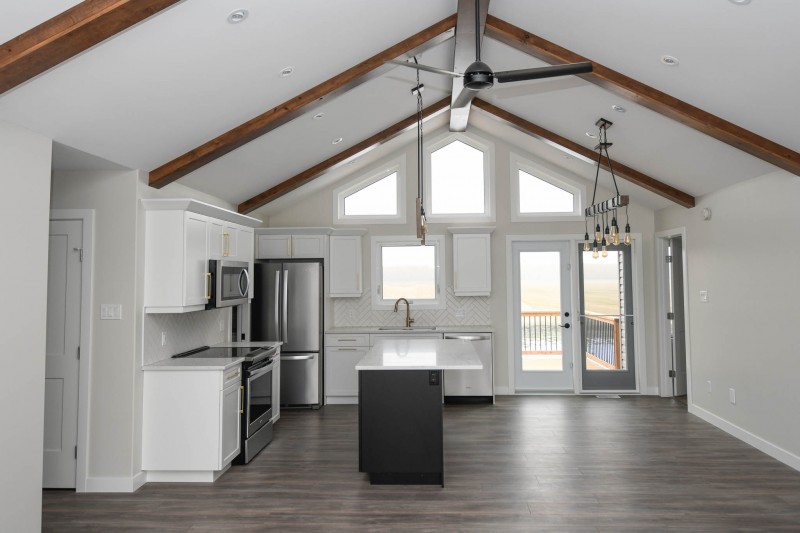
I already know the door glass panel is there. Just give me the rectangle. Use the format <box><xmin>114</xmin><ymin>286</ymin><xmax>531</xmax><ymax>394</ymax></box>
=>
<box><xmin>519</xmin><ymin>252</ymin><xmax>563</xmax><ymax>371</ymax></box>
<box><xmin>581</xmin><ymin>251</ymin><xmax>626</xmax><ymax>371</ymax></box>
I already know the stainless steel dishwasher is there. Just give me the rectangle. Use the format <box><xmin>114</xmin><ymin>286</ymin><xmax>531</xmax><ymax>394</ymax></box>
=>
<box><xmin>443</xmin><ymin>333</ymin><xmax>494</xmax><ymax>403</ymax></box>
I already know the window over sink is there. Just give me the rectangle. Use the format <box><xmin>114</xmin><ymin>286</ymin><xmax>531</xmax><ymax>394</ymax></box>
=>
<box><xmin>371</xmin><ymin>235</ymin><xmax>444</xmax><ymax>310</ymax></box>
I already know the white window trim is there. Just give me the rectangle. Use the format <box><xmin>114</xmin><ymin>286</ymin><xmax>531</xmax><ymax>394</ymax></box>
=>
<box><xmin>333</xmin><ymin>156</ymin><xmax>406</xmax><ymax>225</ymax></box>
<box><xmin>510</xmin><ymin>152</ymin><xmax>586</xmax><ymax>222</ymax></box>
<box><xmin>370</xmin><ymin>235</ymin><xmax>445</xmax><ymax>310</ymax></box>
<box><xmin>423</xmin><ymin>130</ymin><xmax>495</xmax><ymax>223</ymax></box>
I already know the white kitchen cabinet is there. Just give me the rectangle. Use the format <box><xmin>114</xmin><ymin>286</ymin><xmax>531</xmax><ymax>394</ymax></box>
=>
<box><xmin>271</xmin><ymin>355</ymin><xmax>281</xmax><ymax>423</ymax></box>
<box><xmin>143</xmin><ymin>365</ymin><xmax>242</xmax><ymax>482</ymax></box>
<box><xmin>143</xmin><ymin>199</ymin><xmax>261</xmax><ymax>313</ymax></box>
<box><xmin>324</xmin><ymin>334</ymin><xmax>370</xmax><ymax>404</ymax></box>
<box><xmin>329</xmin><ymin>235</ymin><xmax>363</xmax><ymax>297</ymax></box>
<box><xmin>145</xmin><ymin>210</ymin><xmax>210</xmax><ymax>313</ymax></box>
<box><xmin>255</xmin><ymin>228</ymin><xmax>330</xmax><ymax>259</ymax></box>
<box><xmin>452</xmin><ymin>231</ymin><xmax>492</xmax><ymax>296</ymax></box>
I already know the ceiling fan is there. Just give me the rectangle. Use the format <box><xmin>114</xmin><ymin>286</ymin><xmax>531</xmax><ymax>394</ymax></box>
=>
<box><xmin>389</xmin><ymin>1</ymin><xmax>593</xmax><ymax>109</ymax></box>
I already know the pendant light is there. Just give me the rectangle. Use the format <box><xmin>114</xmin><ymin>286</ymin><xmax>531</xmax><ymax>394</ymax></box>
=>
<box><xmin>584</xmin><ymin>118</ymin><xmax>632</xmax><ymax>258</ymax></box>
<box><xmin>412</xmin><ymin>58</ymin><xmax>427</xmax><ymax>246</ymax></box>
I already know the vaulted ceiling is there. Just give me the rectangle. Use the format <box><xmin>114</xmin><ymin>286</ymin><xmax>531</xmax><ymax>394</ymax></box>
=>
<box><xmin>2</xmin><ymin>1</ymin><xmax>798</xmax><ymax>221</ymax></box>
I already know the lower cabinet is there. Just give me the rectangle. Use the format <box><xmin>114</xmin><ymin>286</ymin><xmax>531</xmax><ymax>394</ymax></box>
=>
<box><xmin>143</xmin><ymin>365</ymin><xmax>242</xmax><ymax>482</ymax></box>
<box><xmin>324</xmin><ymin>334</ymin><xmax>369</xmax><ymax>404</ymax></box>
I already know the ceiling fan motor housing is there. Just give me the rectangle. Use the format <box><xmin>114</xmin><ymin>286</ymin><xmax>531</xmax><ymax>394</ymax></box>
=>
<box><xmin>464</xmin><ymin>60</ymin><xmax>494</xmax><ymax>90</ymax></box>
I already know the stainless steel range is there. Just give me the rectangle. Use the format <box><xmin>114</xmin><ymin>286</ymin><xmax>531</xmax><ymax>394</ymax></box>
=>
<box><xmin>172</xmin><ymin>344</ymin><xmax>279</xmax><ymax>464</ymax></box>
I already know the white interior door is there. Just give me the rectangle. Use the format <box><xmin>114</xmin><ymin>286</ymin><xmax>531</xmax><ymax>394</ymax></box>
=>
<box><xmin>512</xmin><ymin>241</ymin><xmax>574</xmax><ymax>392</ymax></box>
<box><xmin>44</xmin><ymin>219</ymin><xmax>82</xmax><ymax>488</ymax></box>
<box><xmin>669</xmin><ymin>237</ymin><xmax>688</xmax><ymax>396</ymax></box>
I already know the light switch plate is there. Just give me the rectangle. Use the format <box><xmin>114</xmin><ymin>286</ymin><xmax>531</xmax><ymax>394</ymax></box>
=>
<box><xmin>699</xmin><ymin>290</ymin><xmax>708</xmax><ymax>303</ymax></box>
<box><xmin>100</xmin><ymin>304</ymin><xmax>122</xmax><ymax>320</ymax></box>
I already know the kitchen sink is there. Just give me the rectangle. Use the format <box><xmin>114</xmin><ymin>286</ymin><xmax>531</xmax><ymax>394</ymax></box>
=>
<box><xmin>377</xmin><ymin>326</ymin><xmax>437</xmax><ymax>331</ymax></box>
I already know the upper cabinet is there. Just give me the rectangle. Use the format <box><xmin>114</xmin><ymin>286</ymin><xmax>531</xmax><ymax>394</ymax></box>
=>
<box><xmin>143</xmin><ymin>199</ymin><xmax>260</xmax><ymax>313</ymax></box>
<box><xmin>450</xmin><ymin>227</ymin><xmax>494</xmax><ymax>297</ymax></box>
<box><xmin>255</xmin><ymin>228</ymin><xmax>330</xmax><ymax>259</ymax></box>
<box><xmin>329</xmin><ymin>231</ymin><xmax>366</xmax><ymax>297</ymax></box>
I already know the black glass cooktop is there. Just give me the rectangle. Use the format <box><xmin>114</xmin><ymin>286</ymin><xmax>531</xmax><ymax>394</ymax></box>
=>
<box><xmin>172</xmin><ymin>345</ymin><xmax>274</xmax><ymax>361</ymax></box>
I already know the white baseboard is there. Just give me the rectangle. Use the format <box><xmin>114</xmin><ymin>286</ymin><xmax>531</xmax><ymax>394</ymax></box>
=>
<box><xmin>146</xmin><ymin>465</ymin><xmax>230</xmax><ymax>483</ymax></box>
<box><xmin>689</xmin><ymin>404</ymin><xmax>800</xmax><ymax>473</ymax></box>
<box><xmin>643</xmin><ymin>386</ymin><xmax>659</xmax><ymax>396</ymax></box>
<box><xmin>494</xmin><ymin>386</ymin><xmax>510</xmax><ymax>395</ymax></box>
<box><xmin>84</xmin><ymin>471</ymin><xmax>146</xmax><ymax>493</ymax></box>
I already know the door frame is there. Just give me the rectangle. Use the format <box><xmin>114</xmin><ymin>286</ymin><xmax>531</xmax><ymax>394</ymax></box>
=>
<box><xmin>506</xmin><ymin>234</ymin><xmax>648</xmax><ymax>395</ymax></box>
<box><xmin>656</xmin><ymin>228</ymin><xmax>693</xmax><ymax>403</ymax></box>
<box><xmin>49</xmin><ymin>209</ymin><xmax>94</xmax><ymax>492</ymax></box>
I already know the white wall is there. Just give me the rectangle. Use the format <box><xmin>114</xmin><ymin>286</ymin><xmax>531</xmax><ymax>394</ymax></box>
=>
<box><xmin>656</xmin><ymin>170</ymin><xmax>800</xmax><ymax>465</ymax></box>
<box><xmin>0</xmin><ymin>121</ymin><xmax>52</xmax><ymax>532</ymax></box>
<box><xmin>267</xmin><ymin>125</ymin><xmax>660</xmax><ymax>394</ymax></box>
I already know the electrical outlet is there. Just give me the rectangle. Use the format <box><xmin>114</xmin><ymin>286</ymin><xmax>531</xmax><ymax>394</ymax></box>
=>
<box><xmin>161</xmin><ymin>331</ymin><xmax>167</xmax><ymax>346</ymax></box>
<box><xmin>707</xmin><ymin>380</ymin><xmax>712</xmax><ymax>394</ymax></box>
<box><xmin>729</xmin><ymin>388</ymin><xmax>736</xmax><ymax>405</ymax></box>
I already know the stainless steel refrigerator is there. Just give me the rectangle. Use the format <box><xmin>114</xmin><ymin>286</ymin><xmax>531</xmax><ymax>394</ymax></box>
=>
<box><xmin>251</xmin><ymin>260</ymin><xmax>323</xmax><ymax>408</ymax></box>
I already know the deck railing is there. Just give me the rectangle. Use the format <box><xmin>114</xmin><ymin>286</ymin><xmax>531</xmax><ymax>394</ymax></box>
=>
<box><xmin>521</xmin><ymin>312</ymin><xmax>621</xmax><ymax>369</ymax></box>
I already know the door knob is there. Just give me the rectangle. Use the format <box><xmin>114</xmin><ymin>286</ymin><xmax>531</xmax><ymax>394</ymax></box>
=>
<box><xmin>559</xmin><ymin>323</ymin><xmax>570</xmax><ymax>328</ymax></box>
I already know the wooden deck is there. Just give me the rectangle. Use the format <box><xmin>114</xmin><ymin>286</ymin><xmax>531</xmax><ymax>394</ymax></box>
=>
<box><xmin>43</xmin><ymin>396</ymin><xmax>800</xmax><ymax>531</ymax></box>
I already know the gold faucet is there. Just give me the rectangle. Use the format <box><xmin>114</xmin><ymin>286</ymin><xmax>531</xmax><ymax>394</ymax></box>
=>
<box><xmin>393</xmin><ymin>298</ymin><xmax>414</xmax><ymax>328</ymax></box>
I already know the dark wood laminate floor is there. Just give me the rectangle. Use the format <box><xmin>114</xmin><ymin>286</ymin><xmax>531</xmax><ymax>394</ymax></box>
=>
<box><xmin>43</xmin><ymin>396</ymin><xmax>800</xmax><ymax>532</ymax></box>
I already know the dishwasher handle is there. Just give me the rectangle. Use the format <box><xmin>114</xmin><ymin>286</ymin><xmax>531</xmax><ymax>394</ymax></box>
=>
<box><xmin>444</xmin><ymin>334</ymin><xmax>490</xmax><ymax>341</ymax></box>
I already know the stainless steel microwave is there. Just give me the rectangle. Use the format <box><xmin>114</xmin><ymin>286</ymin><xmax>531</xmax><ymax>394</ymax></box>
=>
<box><xmin>207</xmin><ymin>260</ymin><xmax>250</xmax><ymax>309</ymax></box>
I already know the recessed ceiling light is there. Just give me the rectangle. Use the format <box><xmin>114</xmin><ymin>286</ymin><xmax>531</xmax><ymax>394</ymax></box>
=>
<box><xmin>612</xmin><ymin>104</ymin><xmax>626</xmax><ymax>113</ymax></box>
<box><xmin>585</xmin><ymin>132</ymin><xmax>598</xmax><ymax>139</ymax></box>
<box><xmin>660</xmin><ymin>55</ymin><xmax>680</xmax><ymax>66</ymax></box>
<box><xmin>227</xmin><ymin>9</ymin><xmax>248</xmax><ymax>24</ymax></box>
<box><xmin>312</xmin><ymin>112</ymin><xmax>325</xmax><ymax>120</ymax></box>
<box><xmin>332</xmin><ymin>137</ymin><xmax>343</xmax><ymax>145</ymax></box>
<box><xmin>279</xmin><ymin>66</ymin><xmax>294</xmax><ymax>78</ymax></box>
<box><xmin>729</xmin><ymin>0</ymin><xmax>751</xmax><ymax>4</ymax></box>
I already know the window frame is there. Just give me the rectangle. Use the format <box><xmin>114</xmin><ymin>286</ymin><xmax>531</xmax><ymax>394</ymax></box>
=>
<box><xmin>333</xmin><ymin>156</ymin><xmax>406</xmax><ymax>225</ymax></box>
<box><xmin>423</xmin><ymin>131</ymin><xmax>495</xmax><ymax>223</ymax></box>
<box><xmin>510</xmin><ymin>152</ymin><xmax>586</xmax><ymax>222</ymax></box>
<box><xmin>370</xmin><ymin>235</ymin><xmax>445</xmax><ymax>310</ymax></box>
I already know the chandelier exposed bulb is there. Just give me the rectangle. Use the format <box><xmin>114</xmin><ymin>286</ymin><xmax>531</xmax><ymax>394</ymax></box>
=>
<box><xmin>592</xmin><ymin>241</ymin><xmax>599</xmax><ymax>259</ymax></box>
<box><xmin>624</xmin><ymin>223</ymin><xmax>632</xmax><ymax>245</ymax></box>
<box><xmin>594</xmin><ymin>223</ymin><xmax>602</xmax><ymax>243</ymax></box>
<box><xmin>601</xmin><ymin>237</ymin><xmax>608</xmax><ymax>258</ymax></box>
<box><xmin>583</xmin><ymin>232</ymin><xmax>591</xmax><ymax>252</ymax></box>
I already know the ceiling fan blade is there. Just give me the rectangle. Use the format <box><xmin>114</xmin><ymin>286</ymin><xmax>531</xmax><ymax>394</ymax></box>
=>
<box><xmin>494</xmin><ymin>61</ymin><xmax>593</xmax><ymax>84</ymax></box>
<box><xmin>387</xmin><ymin>60</ymin><xmax>463</xmax><ymax>79</ymax></box>
<box><xmin>452</xmin><ymin>87</ymin><xmax>481</xmax><ymax>109</ymax></box>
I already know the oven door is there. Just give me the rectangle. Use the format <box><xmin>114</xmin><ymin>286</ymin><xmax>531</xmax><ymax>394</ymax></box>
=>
<box><xmin>245</xmin><ymin>361</ymin><xmax>273</xmax><ymax>438</ymax></box>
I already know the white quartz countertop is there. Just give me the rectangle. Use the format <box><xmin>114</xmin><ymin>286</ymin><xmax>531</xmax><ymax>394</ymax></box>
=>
<box><xmin>143</xmin><ymin>341</ymin><xmax>281</xmax><ymax>371</ymax></box>
<box><xmin>356</xmin><ymin>339</ymin><xmax>483</xmax><ymax>370</ymax></box>
<box><xmin>327</xmin><ymin>326</ymin><xmax>493</xmax><ymax>334</ymax></box>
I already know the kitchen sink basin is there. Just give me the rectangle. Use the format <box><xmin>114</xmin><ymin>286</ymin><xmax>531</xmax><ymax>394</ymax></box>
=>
<box><xmin>377</xmin><ymin>326</ymin><xmax>437</xmax><ymax>331</ymax></box>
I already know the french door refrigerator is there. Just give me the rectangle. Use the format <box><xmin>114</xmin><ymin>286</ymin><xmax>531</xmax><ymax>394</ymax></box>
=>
<box><xmin>252</xmin><ymin>260</ymin><xmax>323</xmax><ymax>408</ymax></box>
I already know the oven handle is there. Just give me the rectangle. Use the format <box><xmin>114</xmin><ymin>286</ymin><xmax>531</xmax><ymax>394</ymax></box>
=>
<box><xmin>248</xmin><ymin>362</ymin><xmax>274</xmax><ymax>379</ymax></box>
<box><xmin>281</xmin><ymin>354</ymin><xmax>314</xmax><ymax>361</ymax></box>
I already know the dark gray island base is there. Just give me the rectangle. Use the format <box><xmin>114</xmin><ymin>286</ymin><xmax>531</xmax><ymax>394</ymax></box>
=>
<box><xmin>358</xmin><ymin>369</ymin><xmax>444</xmax><ymax>486</ymax></box>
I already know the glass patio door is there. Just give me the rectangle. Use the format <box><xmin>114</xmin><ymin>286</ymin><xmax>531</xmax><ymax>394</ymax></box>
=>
<box><xmin>512</xmin><ymin>241</ymin><xmax>574</xmax><ymax>392</ymax></box>
<box><xmin>578</xmin><ymin>243</ymin><xmax>637</xmax><ymax>391</ymax></box>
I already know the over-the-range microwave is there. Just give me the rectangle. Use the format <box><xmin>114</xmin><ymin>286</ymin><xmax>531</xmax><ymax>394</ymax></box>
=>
<box><xmin>206</xmin><ymin>260</ymin><xmax>250</xmax><ymax>309</ymax></box>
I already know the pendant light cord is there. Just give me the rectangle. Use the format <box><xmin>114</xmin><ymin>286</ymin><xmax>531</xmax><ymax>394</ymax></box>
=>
<box><xmin>414</xmin><ymin>57</ymin><xmax>425</xmax><ymax>212</ymax></box>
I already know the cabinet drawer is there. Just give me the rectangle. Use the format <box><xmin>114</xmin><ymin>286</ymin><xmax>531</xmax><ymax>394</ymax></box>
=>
<box><xmin>325</xmin><ymin>334</ymin><xmax>369</xmax><ymax>347</ymax></box>
<box><xmin>223</xmin><ymin>365</ymin><xmax>242</xmax><ymax>388</ymax></box>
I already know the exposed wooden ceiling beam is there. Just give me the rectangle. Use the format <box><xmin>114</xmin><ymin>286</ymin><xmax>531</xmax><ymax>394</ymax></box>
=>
<box><xmin>150</xmin><ymin>15</ymin><xmax>457</xmax><ymax>189</ymax></box>
<box><xmin>473</xmin><ymin>98</ymin><xmax>696</xmax><ymax>208</ymax></box>
<box><xmin>485</xmin><ymin>15</ymin><xmax>800</xmax><ymax>177</ymax></box>
<box><xmin>238</xmin><ymin>97</ymin><xmax>451</xmax><ymax>214</ymax></box>
<box><xmin>0</xmin><ymin>0</ymin><xmax>184</xmax><ymax>95</ymax></box>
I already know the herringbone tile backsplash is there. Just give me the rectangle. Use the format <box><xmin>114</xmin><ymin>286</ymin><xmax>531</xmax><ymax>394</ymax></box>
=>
<box><xmin>143</xmin><ymin>308</ymin><xmax>230</xmax><ymax>365</ymax></box>
<box><xmin>332</xmin><ymin>286</ymin><xmax>490</xmax><ymax>327</ymax></box>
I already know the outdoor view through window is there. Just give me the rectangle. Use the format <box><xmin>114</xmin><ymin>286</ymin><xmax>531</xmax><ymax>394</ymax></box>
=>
<box><xmin>430</xmin><ymin>140</ymin><xmax>484</xmax><ymax>214</ymax></box>
<box><xmin>344</xmin><ymin>172</ymin><xmax>397</xmax><ymax>216</ymax></box>
<box><xmin>381</xmin><ymin>244</ymin><xmax>436</xmax><ymax>300</ymax></box>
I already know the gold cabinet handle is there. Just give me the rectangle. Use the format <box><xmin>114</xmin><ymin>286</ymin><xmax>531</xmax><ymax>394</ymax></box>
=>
<box><xmin>205</xmin><ymin>272</ymin><xmax>212</xmax><ymax>299</ymax></box>
<box><xmin>239</xmin><ymin>385</ymin><xmax>244</xmax><ymax>414</ymax></box>
<box><xmin>223</xmin><ymin>232</ymin><xmax>230</xmax><ymax>257</ymax></box>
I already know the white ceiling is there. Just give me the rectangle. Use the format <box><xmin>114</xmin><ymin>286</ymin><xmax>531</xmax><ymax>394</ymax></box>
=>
<box><xmin>1</xmin><ymin>0</ymin><xmax>796</xmax><ymax>215</ymax></box>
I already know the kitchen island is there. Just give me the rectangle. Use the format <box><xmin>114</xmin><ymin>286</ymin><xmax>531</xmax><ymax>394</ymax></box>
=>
<box><xmin>356</xmin><ymin>338</ymin><xmax>482</xmax><ymax>486</ymax></box>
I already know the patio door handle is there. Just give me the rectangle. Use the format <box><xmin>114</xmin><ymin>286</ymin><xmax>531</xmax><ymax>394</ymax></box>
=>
<box><xmin>559</xmin><ymin>323</ymin><xmax>571</xmax><ymax>328</ymax></box>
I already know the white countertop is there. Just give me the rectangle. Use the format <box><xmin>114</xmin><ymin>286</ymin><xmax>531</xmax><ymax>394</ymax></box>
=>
<box><xmin>327</xmin><ymin>326</ymin><xmax>493</xmax><ymax>334</ymax></box>
<box><xmin>356</xmin><ymin>339</ymin><xmax>483</xmax><ymax>370</ymax></box>
<box><xmin>143</xmin><ymin>341</ymin><xmax>281</xmax><ymax>371</ymax></box>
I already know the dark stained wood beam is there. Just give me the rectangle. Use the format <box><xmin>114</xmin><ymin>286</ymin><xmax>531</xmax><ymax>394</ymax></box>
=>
<box><xmin>485</xmin><ymin>15</ymin><xmax>800</xmax><ymax>177</ymax></box>
<box><xmin>150</xmin><ymin>15</ymin><xmax>457</xmax><ymax>188</ymax></box>
<box><xmin>0</xmin><ymin>0</ymin><xmax>184</xmax><ymax>95</ymax></box>
<box><xmin>473</xmin><ymin>98</ymin><xmax>696</xmax><ymax>208</ymax></box>
<box><xmin>238</xmin><ymin>97</ymin><xmax>451</xmax><ymax>214</ymax></box>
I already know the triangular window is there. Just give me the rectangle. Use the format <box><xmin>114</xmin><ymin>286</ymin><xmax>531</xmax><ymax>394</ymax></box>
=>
<box><xmin>344</xmin><ymin>172</ymin><xmax>397</xmax><ymax>216</ymax></box>
<box><xmin>511</xmin><ymin>154</ymin><xmax>585</xmax><ymax>220</ymax></box>
<box><xmin>518</xmin><ymin>169</ymin><xmax>574</xmax><ymax>213</ymax></box>
<box><xmin>334</xmin><ymin>157</ymin><xmax>406</xmax><ymax>224</ymax></box>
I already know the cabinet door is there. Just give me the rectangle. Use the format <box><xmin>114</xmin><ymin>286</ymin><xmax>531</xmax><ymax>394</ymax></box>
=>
<box><xmin>325</xmin><ymin>347</ymin><xmax>367</xmax><ymax>403</ymax></box>
<box><xmin>223</xmin><ymin>224</ymin><xmax>238</xmax><ymax>258</ymax></box>
<box><xmin>329</xmin><ymin>236</ymin><xmax>362</xmax><ymax>297</ymax></box>
<box><xmin>271</xmin><ymin>356</ymin><xmax>281</xmax><ymax>423</ymax></box>
<box><xmin>453</xmin><ymin>234</ymin><xmax>491</xmax><ymax>296</ymax></box>
<box><xmin>219</xmin><ymin>380</ymin><xmax>242</xmax><ymax>468</ymax></box>
<box><xmin>291</xmin><ymin>234</ymin><xmax>325</xmax><ymax>258</ymax></box>
<box><xmin>257</xmin><ymin>235</ymin><xmax>291</xmax><ymax>259</ymax></box>
<box><xmin>237</xmin><ymin>227</ymin><xmax>254</xmax><ymax>263</ymax></box>
<box><xmin>208</xmin><ymin>219</ymin><xmax>225</xmax><ymax>260</ymax></box>
<box><xmin>184</xmin><ymin>213</ymin><xmax>210</xmax><ymax>306</ymax></box>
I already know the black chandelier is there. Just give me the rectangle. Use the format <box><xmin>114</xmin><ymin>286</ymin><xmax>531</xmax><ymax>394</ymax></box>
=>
<box><xmin>583</xmin><ymin>118</ymin><xmax>631</xmax><ymax>259</ymax></box>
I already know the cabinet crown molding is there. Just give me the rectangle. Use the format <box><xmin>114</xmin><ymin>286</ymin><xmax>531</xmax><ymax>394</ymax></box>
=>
<box><xmin>142</xmin><ymin>199</ymin><xmax>261</xmax><ymax>227</ymax></box>
<box><xmin>255</xmin><ymin>227</ymin><xmax>333</xmax><ymax>235</ymax></box>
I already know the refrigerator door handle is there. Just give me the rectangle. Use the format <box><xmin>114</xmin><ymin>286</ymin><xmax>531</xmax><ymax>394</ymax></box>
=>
<box><xmin>273</xmin><ymin>270</ymin><xmax>281</xmax><ymax>341</ymax></box>
<box><xmin>282</xmin><ymin>269</ymin><xmax>289</xmax><ymax>344</ymax></box>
